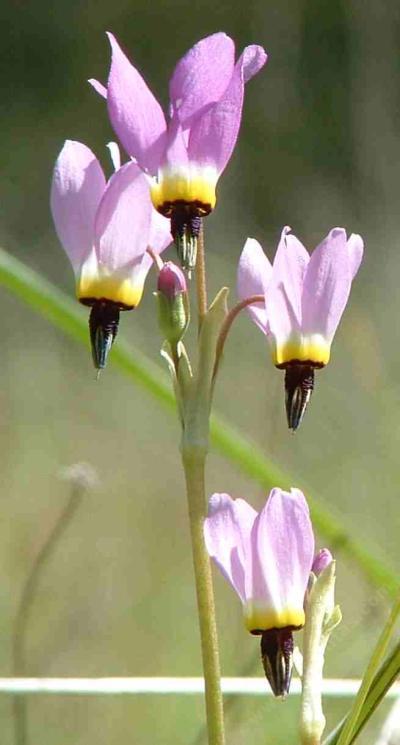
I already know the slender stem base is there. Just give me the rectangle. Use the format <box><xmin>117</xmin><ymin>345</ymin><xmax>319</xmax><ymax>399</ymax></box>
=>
<box><xmin>182</xmin><ymin>449</ymin><xmax>225</xmax><ymax>745</ymax></box>
<box><xmin>12</xmin><ymin>470</ymin><xmax>91</xmax><ymax>745</ymax></box>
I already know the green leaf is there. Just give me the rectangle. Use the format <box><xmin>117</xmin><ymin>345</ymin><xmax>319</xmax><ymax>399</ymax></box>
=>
<box><xmin>349</xmin><ymin>640</ymin><xmax>400</xmax><ymax>743</ymax></box>
<box><xmin>324</xmin><ymin>640</ymin><xmax>400</xmax><ymax>745</ymax></box>
<box><xmin>0</xmin><ymin>245</ymin><xmax>397</xmax><ymax>600</ymax></box>
<box><xmin>324</xmin><ymin>591</ymin><xmax>400</xmax><ymax>745</ymax></box>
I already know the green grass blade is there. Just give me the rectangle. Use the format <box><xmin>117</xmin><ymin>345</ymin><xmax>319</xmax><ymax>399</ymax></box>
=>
<box><xmin>334</xmin><ymin>590</ymin><xmax>400</xmax><ymax>745</ymax></box>
<box><xmin>0</xmin><ymin>246</ymin><xmax>397</xmax><ymax>600</ymax></box>
<box><xmin>324</xmin><ymin>639</ymin><xmax>400</xmax><ymax>745</ymax></box>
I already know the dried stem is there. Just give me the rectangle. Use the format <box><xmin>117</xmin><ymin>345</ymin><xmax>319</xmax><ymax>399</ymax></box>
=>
<box><xmin>12</xmin><ymin>467</ymin><xmax>93</xmax><ymax>745</ymax></box>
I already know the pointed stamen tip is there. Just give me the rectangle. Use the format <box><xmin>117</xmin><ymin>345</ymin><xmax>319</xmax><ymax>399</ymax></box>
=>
<box><xmin>89</xmin><ymin>301</ymin><xmax>120</xmax><ymax>372</ymax></box>
<box><xmin>170</xmin><ymin>205</ymin><xmax>202</xmax><ymax>272</ymax></box>
<box><xmin>260</xmin><ymin>628</ymin><xmax>294</xmax><ymax>698</ymax></box>
<box><xmin>284</xmin><ymin>364</ymin><xmax>315</xmax><ymax>431</ymax></box>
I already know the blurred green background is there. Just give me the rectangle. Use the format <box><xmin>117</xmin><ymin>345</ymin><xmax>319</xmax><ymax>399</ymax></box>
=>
<box><xmin>0</xmin><ymin>0</ymin><xmax>399</xmax><ymax>742</ymax></box>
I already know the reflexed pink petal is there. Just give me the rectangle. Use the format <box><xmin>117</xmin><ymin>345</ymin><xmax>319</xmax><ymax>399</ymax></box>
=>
<box><xmin>50</xmin><ymin>140</ymin><xmax>106</xmax><ymax>272</ymax></box>
<box><xmin>106</xmin><ymin>32</ymin><xmax>167</xmax><ymax>174</ymax></box>
<box><xmin>238</xmin><ymin>44</ymin><xmax>268</xmax><ymax>83</ymax></box>
<box><xmin>249</xmin><ymin>488</ymin><xmax>314</xmax><ymax>610</ymax></box>
<box><xmin>188</xmin><ymin>44</ymin><xmax>267</xmax><ymax>176</ymax></box>
<box><xmin>88</xmin><ymin>78</ymin><xmax>107</xmax><ymax>99</ymax></box>
<box><xmin>237</xmin><ymin>238</ymin><xmax>271</xmax><ymax>333</ymax></box>
<box><xmin>129</xmin><ymin>250</ymin><xmax>154</xmax><ymax>292</ymax></box>
<box><xmin>204</xmin><ymin>493</ymin><xmax>257</xmax><ymax>603</ymax></box>
<box><xmin>94</xmin><ymin>161</ymin><xmax>153</xmax><ymax>270</ymax></box>
<box><xmin>169</xmin><ymin>32</ymin><xmax>235</xmax><ymax>126</ymax></box>
<box><xmin>302</xmin><ymin>228</ymin><xmax>353</xmax><ymax>342</ymax></box>
<box><xmin>267</xmin><ymin>227</ymin><xmax>308</xmax><ymax>344</ymax></box>
<box><xmin>162</xmin><ymin>114</ymin><xmax>190</xmax><ymax>170</ymax></box>
<box><xmin>148</xmin><ymin>208</ymin><xmax>172</xmax><ymax>255</ymax></box>
<box><xmin>275</xmin><ymin>227</ymin><xmax>310</xmax><ymax>318</ymax></box>
<box><xmin>346</xmin><ymin>233</ymin><xmax>364</xmax><ymax>279</ymax></box>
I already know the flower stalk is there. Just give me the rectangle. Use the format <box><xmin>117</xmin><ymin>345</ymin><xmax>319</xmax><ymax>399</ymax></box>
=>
<box><xmin>213</xmin><ymin>293</ymin><xmax>265</xmax><ymax>379</ymax></box>
<box><xmin>175</xmin><ymin>243</ymin><xmax>229</xmax><ymax>745</ymax></box>
<box><xmin>182</xmin><ymin>448</ymin><xmax>225</xmax><ymax>745</ymax></box>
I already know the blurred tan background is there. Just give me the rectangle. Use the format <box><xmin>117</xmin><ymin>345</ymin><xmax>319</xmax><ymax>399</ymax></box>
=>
<box><xmin>0</xmin><ymin>0</ymin><xmax>399</xmax><ymax>742</ymax></box>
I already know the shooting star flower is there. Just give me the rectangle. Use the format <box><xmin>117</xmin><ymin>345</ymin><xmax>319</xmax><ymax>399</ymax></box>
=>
<box><xmin>51</xmin><ymin>139</ymin><xmax>171</xmax><ymax>370</ymax></box>
<box><xmin>237</xmin><ymin>227</ymin><xmax>364</xmax><ymax>430</ymax></box>
<box><xmin>89</xmin><ymin>32</ymin><xmax>267</xmax><ymax>271</ymax></box>
<box><xmin>204</xmin><ymin>488</ymin><xmax>314</xmax><ymax>696</ymax></box>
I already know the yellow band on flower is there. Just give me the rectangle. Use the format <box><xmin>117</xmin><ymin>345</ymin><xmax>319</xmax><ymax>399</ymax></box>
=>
<box><xmin>151</xmin><ymin>166</ymin><xmax>217</xmax><ymax>215</ymax></box>
<box><xmin>77</xmin><ymin>274</ymin><xmax>144</xmax><ymax>309</ymax></box>
<box><xmin>272</xmin><ymin>334</ymin><xmax>331</xmax><ymax>367</ymax></box>
<box><xmin>244</xmin><ymin>604</ymin><xmax>305</xmax><ymax>633</ymax></box>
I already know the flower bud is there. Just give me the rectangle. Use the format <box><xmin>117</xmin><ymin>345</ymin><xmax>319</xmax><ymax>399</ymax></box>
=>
<box><xmin>157</xmin><ymin>262</ymin><xmax>187</xmax><ymax>298</ymax></box>
<box><xmin>312</xmin><ymin>548</ymin><xmax>333</xmax><ymax>577</ymax></box>
<box><xmin>157</xmin><ymin>262</ymin><xmax>189</xmax><ymax>345</ymax></box>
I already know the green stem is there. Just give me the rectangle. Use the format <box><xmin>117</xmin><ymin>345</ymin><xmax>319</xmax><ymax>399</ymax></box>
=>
<box><xmin>182</xmin><ymin>448</ymin><xmax>225</xmax><ymax>745</ymax></box>
<box><xmin>180</xmin><ymin>228</ymin><xmax>224</xmax><ymax>745</ymax></box>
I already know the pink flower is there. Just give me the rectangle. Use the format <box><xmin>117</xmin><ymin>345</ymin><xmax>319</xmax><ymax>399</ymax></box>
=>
<box><xmin>90</xmin><ymin>32</ymin><xmax>267</xmax><ymax>270</ymax></box>
<box><xmin>50</xmin><ymin>140</ymin><xmax>171</xmax><ymax>369</ymax></box>
<box><xmin>204</xmin><ymin>488</ymin><xmax>314</xmax><ymax>696</ymax></box>
<box><xmin>237</xmin><ymin>226</ymin><xmax>364</xmax><ymax>430</ymax></box>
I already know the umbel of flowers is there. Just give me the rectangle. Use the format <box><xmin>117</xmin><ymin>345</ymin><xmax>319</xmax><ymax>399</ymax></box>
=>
<box><xmin>237</xmin><ymin>227</ymin><xmax>364</xmax><ymax>430</ymax></box>
<box><xmin>48</xmin><ymin>28</ymin><xmax>364</xmax><ymax>745</ymax></box>
<box><xmin>89</xmin><ymin>32</ymin><xmax>267</xmax><ymax>271</ymax></box>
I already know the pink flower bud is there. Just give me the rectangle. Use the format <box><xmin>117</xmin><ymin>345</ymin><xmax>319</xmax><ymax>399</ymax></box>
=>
<box><xmin>157</xmin><ymin>262</ymin><xmax>189</xmax><ymax>345</ymax></box>
<box><xmin>157</xmin><ymin>262</ymin><xmax>187</xmax><ymax>299</ymax></box>
<box><xmin>312</xmin><ymin>548</ymin><xmax>333</xmax><ymax>576</ymax></box>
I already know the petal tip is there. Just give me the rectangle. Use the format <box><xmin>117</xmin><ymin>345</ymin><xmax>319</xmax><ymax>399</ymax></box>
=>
<box><xmin>208</xmin><ymin>492</ymin><xmax>231</xmax><ymax>515</ymax></box>
<box><xmin>328</xmin><ymin>226</ymin><xmax>347</xmax><ymax>241</ymax></box>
